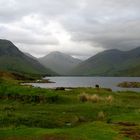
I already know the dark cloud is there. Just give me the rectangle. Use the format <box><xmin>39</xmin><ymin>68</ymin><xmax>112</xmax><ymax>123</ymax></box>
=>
<box><xmin>0</xmin><ymin>0</ymin><xmax>140</xmax><ymax>59</ymax></box>
<box><xmin>69</xmin><ymin>20</ymin><xmax>140</xmax><ymax>50</ymax></box>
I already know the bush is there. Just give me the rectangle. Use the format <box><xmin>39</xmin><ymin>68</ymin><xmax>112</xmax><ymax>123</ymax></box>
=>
<box><xmin>89</xmin><ymin>94</ymin><xmax>100</xmax><ymax>103</ymax></box>
<box><xmin>79</xmin><ymin>93</ymin><xmax>101</xmax><ymax>103</ymax></box>
<box><xmin>79</xmin><ymin>93</ymin><xmax>89</xmax><ymax>102</ymax></box>
<box><xmin>106</xmin><ymin>95</ymin><xmax>114</xmax><ymax>104</ymax></box>
<box><xmin>97</xmin><ymin>111</ymin><xmax>105</xmax><ymax>120</ymax></box>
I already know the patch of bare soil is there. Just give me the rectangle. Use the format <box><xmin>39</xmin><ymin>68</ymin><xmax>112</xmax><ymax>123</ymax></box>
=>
<box><xmin>41</xmin><ymin>135</ymin><xmax>68</xmax><ymax>140</ymax></box>
<box><xmin>121</xmin><ymin>128</ymin><xmax>140</xmax><ymax>140</ymax></box>
<box><xmin>117</xmin><ymin>122</ymin><xmax>137</xmax><ymax>127</ymax></box>
<box><xmin>0</xmin><ymin>136</ymin><xmax>68</xmax><ymax>140</ymax></box>
<box><xmin>116</xmin><ymin>122</ymin><xmax>140</xmax><ymax>140</ymax></box>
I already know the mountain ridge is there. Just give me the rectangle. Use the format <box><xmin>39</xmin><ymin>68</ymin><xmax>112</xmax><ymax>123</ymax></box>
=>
<box><xmin>0</xmin><ymin>39</ymin><xmax>56</xmax><ymax>76</ymax></box>
<box><xmin>70</xmin><ymin>47</ymin><xmax>140</xmax><ymax>76</ymax></box>
<box><xmin>39</xmin><ymin>51</ymin><xmax>82</xmax><ymax>75</ymax></box>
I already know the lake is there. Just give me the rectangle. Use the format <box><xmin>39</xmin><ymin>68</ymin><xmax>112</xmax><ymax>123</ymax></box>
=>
<box><xmin>29</xmin><ymin>77</ymin><xmax>140</xmax><ymax>92</ymax></box>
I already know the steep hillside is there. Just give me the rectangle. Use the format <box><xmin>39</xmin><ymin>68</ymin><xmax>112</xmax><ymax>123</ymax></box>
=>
<box><xmin>24</xmin><ymin>52</ymin><xmax>37</xmax><ymax>60</ymax></box>
<box><xmin>115</xmin><ymin>65</ymin><xmax>140</xmax><ymax>76</ymax></box>
<box><xmin>39</xmin><ymin>51</ymin><xmax>82</xmax><ymax>75</ymax></box>
<box><xmin>70</xmin><ymin>47</ymin><xmax>140</xmax><ymax>76</ymax></box>
<box><xmin>0</xmin><ymin>39</ymin><xmax>56</xmax><ymax>76</ymax></box>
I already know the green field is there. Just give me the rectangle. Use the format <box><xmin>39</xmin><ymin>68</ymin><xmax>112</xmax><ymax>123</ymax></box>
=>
<box><xmin>0</xmin><ymin>78</ymin><xmax>140</xmax><ymax>140</ymax></box>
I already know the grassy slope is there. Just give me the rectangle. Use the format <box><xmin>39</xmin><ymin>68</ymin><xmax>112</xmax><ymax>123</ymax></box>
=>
<box><xmin>0</xmin><ymin>80</ymin><xmax>140</xmax><ymax>140</ymax></box>
<box><xmin>115</xmin><ymin>65</ymin><xmax>140</xmax><ymax>76</ymax></box>
<box><xmin>0</xmin><ymin>55</ymin><xmax>56</xmax><ymax>76</ymax></box>
<box><xmin>0</xmin><ymin>39</ymin><xmax>56</xmax><ymax>76</ymax></box>
<box><xmin>70</xmin><ymin>48</ymin><xmax>140</xmax><ymax>76</ymax></box>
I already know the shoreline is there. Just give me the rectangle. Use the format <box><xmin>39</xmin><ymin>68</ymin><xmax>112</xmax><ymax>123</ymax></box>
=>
<box><xmin>118</xmin><ymin>81</ymin><xmax>140</xmax><ymax>88</ymax></box>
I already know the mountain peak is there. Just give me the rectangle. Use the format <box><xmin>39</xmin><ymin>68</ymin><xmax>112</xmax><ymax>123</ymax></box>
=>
<box><xmin>100</xmin><ymin>49</ymin><xmax>122</xmax><ymax>54</ymax></box>
<box><xmin>70</xmin><ymin>47</ymin><xmax>140</xmax><ymax>76</ymax></box>
<box><xmin>0</xmin><ymin>39</ymin><xmax>22</xmax><ymax>56</ymax></box>
<box><xmin>0</xmin><ymin>39</ymin><xmax>56</xmax><ymax>76</ymax></box>
<box><xmin>39</xmin><ymin>51</ymin><xmax>82</xmax><ymax>75</ymax></box>
<box><xmin>49</xmin><ymin>51</ymin><xmax>62</xmax><ymax>55</ymax></box>
<box><xmin>0</xmin><ymin>39</ymin><xmax>17</xmax><ymax>49</ymax></box>
<box><xmin>0</xmin><ymin>39</ymin><xmax>12</xmax><ymax>44</ymax></box>
<box><xmin>46</xmin><ymin>51</ymin><xmax>71</xmax><ymax>58</ymax></box>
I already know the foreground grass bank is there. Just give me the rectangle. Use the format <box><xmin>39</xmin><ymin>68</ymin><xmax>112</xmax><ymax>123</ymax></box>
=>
<box><xmin>0</xmin><ymin>79</ymin><xmax>140</xmax><ymax>140</ymax></box>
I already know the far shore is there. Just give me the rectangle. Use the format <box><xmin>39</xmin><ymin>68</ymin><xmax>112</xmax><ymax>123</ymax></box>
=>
<box><xmin>20</xmin><ymin>78</ymin><xmax>55</xmax><ymax>84</ymax></box>
<box><xmin>118</xmin><ymin>81</ymin><xmax>140</xmax><ymax>88</ymax></box>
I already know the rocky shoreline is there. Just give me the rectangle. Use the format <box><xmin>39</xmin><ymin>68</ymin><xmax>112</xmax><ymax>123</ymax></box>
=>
<box><xmin>118</xmin><ymin>81</ymin><xmax>140</xmax><ymax>88</ymax></box>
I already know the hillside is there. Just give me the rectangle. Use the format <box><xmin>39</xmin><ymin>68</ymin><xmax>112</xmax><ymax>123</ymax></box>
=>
<box><xmin>39</xmin><ymin>51</ymin><xmax>82</xmax><ymax>75</ymax></box>
<box><xmin>115</xmin><ymin>65</ymin><xmax>140</xmax><ymax>76</ymax></box>
<box><xmin>0</xmin><ymin>39</ymin><xmax>56</xmax><ymax>76</ymax></box>
<box><xmin>70</xmin><ymin>47</ymin><xmax>140</xmax><ymax>76</ymax></box>
<box><xmin>24</xmin><ymin>52</ymin><xmax>37</xmax><ymax>60</ymax></box>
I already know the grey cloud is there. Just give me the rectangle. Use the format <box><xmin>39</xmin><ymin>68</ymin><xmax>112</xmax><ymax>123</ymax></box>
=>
<box><xmin>69</xmin><ymin>20</ymin><xmax>140</xmax><ymax>50</ymax></box>
<box><xmin>0</xmin><ymin>24</ymin><xmax>59</xmax><ymax>45</ymax></box>
<box><xmin>0</xmin><ymin>0</ymin><xmax>79</xmax><ymax>22</ymax></box>
<box><xmin>0</xmin><ymin>0</ymin><xmax>140</xmax><ymax>58</ymax></box>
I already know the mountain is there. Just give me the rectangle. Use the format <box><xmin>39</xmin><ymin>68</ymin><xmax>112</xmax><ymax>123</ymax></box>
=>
<box><xmin>115</xmin><ymin>65</ymin><xmax>140</xmax><ymax>76</ymax></box>
<box><xmin>39</xmin><ymin>51</ymin><xmax>82</xmax><ymax>75</ymax></box>
<box><xmin>70</xmin><ymin>47</ymin><xmax>140</xmax><ymax>76</ymax></box>
<box><xmin>0</xmin><ymin>39</ymin><xmax>56</xmax><ymax>76</ymax></box>
<box><xmin>24</xmin><ymin>52</ymin><xmax>37</xmax><ymax>60</ymax></box>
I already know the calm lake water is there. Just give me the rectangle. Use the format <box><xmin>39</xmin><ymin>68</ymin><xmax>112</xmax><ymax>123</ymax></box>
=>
<box><xmin>29</xmin><ymin>77</ymin><xmax>140</xmax><ymax>92</ymax></box>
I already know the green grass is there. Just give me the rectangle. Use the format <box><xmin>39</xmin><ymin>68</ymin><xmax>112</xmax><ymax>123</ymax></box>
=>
<box><xmin>0</xmin><ymin>80</ymin><xmax>140</xmax><ymax>140</ymax></box>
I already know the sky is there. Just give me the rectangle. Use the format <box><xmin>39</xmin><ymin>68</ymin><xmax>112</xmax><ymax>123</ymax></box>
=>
<box><xmin>0</xmin><ymin>0</ymin><xmax>140</xmax><ymax>59</ymax></box>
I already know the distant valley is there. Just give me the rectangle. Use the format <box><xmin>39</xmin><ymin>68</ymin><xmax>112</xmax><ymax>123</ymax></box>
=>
<box><xmin>0</xmin><ymin>39</ymin><xmax>140</xmax><ymax>77</ymax></box>
<box><xmin>38</xmin><ymin>51</ymin><xmax>82</xmax><ymax>75</ymax></box>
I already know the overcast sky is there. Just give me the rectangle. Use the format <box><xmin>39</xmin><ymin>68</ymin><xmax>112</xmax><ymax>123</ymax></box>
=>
<box><xmin>0</xmin><ymin>0</ymin><xmax>140</xmax><ymax>59</ymax></box>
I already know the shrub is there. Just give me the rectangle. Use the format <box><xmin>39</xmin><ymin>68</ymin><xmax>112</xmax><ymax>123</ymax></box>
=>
<box><xmin>46</xmin><ymin>95</ymin><xmax>59</xmax><ymax>103</ymax></box>
<box><xmin>79</xmin><ymin>93</ymin><xmax>101</xmax><ymax>103</ymax></box>
<box><xmin>106</xmin><ymin>95</ymin><xmax>114</xmax><ymax>104</ymax></box>
<box><xmin>89</xmin><ymin>94</ymin><xmax>100</xmax><ymax>103</ymax></box>
<box><xmin>79</xmin><ymin>93</ymin><xmax>89</xmax><ymax>102</ymax></box>
<box><xmin>97</xmin><ymin>111</ymin><xmax>105</xmax><ymax>120</ymax></box>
